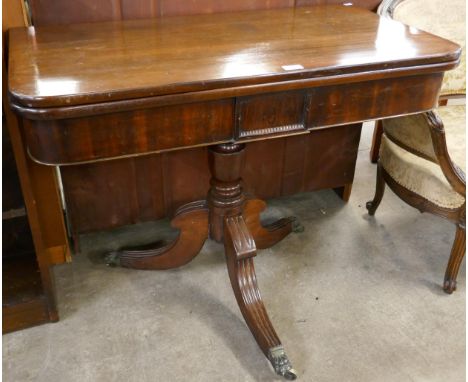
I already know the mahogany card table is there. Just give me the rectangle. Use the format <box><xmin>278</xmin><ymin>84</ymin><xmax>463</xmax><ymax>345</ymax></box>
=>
<box><xmin>8</xmin><ymin>5</ymin><xmax>460</xmax><ymax>379</ymax></box>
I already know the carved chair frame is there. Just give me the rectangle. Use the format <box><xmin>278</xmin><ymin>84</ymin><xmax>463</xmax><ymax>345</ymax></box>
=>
<box><xmin>367</xmin><ymin>0</ymin><xmax>466</xmax><ymax>293</ymax></box>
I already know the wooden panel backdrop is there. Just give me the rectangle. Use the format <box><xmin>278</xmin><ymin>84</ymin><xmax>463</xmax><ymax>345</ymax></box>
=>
<box><xmin>29</xmin><ymin>0</ymin><xmax>381</xmax><ymax>25</ymax></box>
<box><xmin>25</xmin><ymin>0</ymin><xmax>378</xmax><ymax>238</ymax></box>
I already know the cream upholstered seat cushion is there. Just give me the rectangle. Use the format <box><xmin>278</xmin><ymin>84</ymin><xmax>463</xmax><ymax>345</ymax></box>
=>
<box><xmin>392</xmin><ymin>0</ymin><xmax>466</xmax><ymax>96</ymax></box>
<box><xmin>380</xmin><ymin>105</ymin><xmax>466</xmax><ymax>209</ymax></box>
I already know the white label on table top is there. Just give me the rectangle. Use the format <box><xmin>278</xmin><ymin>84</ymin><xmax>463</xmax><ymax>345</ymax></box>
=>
<box><xmin>281</xmin><ymin>64</ymin><xmax>304</xmax><ymax>71</ymax></box>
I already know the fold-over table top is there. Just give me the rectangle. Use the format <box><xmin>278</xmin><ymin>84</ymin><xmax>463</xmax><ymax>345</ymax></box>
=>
<box><xmin>8</xmin><ymin>5</ymin><xmax>460</xmax><ymax>109</ymax></box>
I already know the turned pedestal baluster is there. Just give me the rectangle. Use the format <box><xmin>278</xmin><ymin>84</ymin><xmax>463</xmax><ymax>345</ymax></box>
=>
<box><xmin>107</xmin><ymin>142</ymin><xmax>297</xmax><ymax>379</ymax></box>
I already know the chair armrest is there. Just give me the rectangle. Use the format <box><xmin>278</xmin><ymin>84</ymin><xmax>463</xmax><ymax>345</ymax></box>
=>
<box><xmin>425</xmin><ymin>111</ymin><xmax>466</xmax><ymax>197</ymax></box>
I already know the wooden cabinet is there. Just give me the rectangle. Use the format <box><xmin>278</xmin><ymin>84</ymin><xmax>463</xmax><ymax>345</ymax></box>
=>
<box><xmin>2</xmin><ymin>0</ymin><xmax>69</xmax><ymax>333</ymax></box>
<box><xmin>2</xmin><ymin>122</ymin><xmax>49</xmax><ymax>333</ymax></box>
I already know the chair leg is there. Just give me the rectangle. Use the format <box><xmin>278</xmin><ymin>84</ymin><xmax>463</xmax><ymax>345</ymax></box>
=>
<box><xmin>369</xmin><ymin>120</ymin><xmax>383</xmax><ymax>163</ymax></box>
<box><xmin>443</xmin><ymin>224</ymin><xmax>466</xmax><ymax>294</ymax></box>
<box><xmin>366</xmin><ymin>162</ymin><xmax>386</xmax><ymax>216</ymax></box>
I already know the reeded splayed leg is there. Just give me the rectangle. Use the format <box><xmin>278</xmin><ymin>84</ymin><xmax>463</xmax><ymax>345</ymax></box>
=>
<box><xmin>224</xmin><ymin>214</ymin><xmax>297</xmax><ymax>380</ymax></box>
<box><xmin>443</xmin><ymin>224</ymin><xmax>466</xmax><ymax>294</ymax></box>
<box><xmin>366</xmin><ymin>161</ymin><xmax>386</xmax><ymax>216</ymax></box>
<box><xmin>106</xmin><ymin>200</ymin><xmax>208</xmax><ymax>270</ymax></box>
<box><xmin>208</xmin><ymin>143</ymin><xmax>296</xmax><ymax>380</ymax></box>
<box><xmin>243</xmin><ymin>199</ymin><xmax>295</xmax><ymax>250</ymax></box>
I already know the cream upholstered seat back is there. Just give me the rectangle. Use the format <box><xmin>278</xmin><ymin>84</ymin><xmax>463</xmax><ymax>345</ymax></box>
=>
<box><xmin>379</xmin><ymin>0</ymin><xmax>466</xmax><ymax>96</ymax></box>
<box><xmin>382</xmin><ymin>112</ymin><xmax>437</xmax><ymax>161</ymax></box>
<box><xmin>379</xmin><ymin>106</ymin><xmax>466</xmax><ymax>209</ymax></box>
<box><xmin>382</xmin><ymin>105</ymin><xmax>466</xmax><ymax>169</ymax></box>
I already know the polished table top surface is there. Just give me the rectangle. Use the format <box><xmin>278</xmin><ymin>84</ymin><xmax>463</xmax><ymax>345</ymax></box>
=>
<box><xmin>9</xmin><ymin>5</ymin><xmax>460</xmax><ymax>109</ymax></box>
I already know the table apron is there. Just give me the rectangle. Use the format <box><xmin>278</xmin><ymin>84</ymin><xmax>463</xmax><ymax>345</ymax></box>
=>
<box><xmin>22</xmin><ymin>73</ymin><xmax>443</xmax><ymax>165</ymax></box>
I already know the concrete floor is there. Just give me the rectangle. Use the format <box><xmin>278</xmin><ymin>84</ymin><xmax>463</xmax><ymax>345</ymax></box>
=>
<box><xmin>3</xmin><ymin>123</ymin><xmax>465</xmax><ymax>382</ymax></box>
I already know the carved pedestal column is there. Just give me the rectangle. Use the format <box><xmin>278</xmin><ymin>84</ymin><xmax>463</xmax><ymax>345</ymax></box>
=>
<box><xmin>207</xmin><ymin>143</ymin><xmax>246</xmax><ymax>242</ymax></box>
<box><xmin>107</xmin><ymin>142</ymin><xmax>297</xmax><ymax>379</ymax></box>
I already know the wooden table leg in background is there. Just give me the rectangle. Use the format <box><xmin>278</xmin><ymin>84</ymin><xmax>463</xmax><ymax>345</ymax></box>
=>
<box><xmin>333</xmin><ymin>183</ymin><xmax>353</xmax><ymax>202</ymax></box>
<box><xmin>108</xmin><ymin>143</ymin><xmax>298</xmax><ymax>380</ymax></box>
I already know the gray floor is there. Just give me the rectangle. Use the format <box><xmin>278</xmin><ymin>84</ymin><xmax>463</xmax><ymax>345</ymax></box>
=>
<box><xmin>3</xmin><ymin>123</ymin><xmax>466</xmax><ymax>382</ymax></box>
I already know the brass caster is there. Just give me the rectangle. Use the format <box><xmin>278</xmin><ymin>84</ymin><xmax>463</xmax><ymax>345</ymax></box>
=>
<box><xmin>268</xmin><ymin>346</ymin><xmax>298</xmax><ymax>380</ymax></box>
<box><xmin>292</xmin><ymin>218</ymin><xmax>304</xmax><ymax>233</ymax></box>
<box><xmin>105</xmin><ymin>251</ymin><xmax>121</xmax><ymax>267</ymax></box>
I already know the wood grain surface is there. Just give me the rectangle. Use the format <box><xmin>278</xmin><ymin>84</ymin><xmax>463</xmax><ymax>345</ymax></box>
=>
<box><xmin>9</xmin><ymin>5</ymin><xmax>460</xmax><ymax>108</ymax></box>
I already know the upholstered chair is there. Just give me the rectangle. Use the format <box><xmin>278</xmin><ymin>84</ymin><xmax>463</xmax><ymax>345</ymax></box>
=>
<box><xmin>367</xmin><ymin>0</ymin><xmax>466</xmax><ymax>293</ymax></box>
